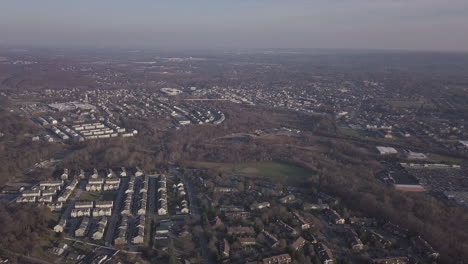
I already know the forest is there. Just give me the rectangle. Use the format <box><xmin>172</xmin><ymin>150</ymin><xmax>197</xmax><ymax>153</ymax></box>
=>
<box><xmin>0</xmin><ymin>202</ymin><xmax>53</xmax><ymax>259</ymax></box>
<box><xmin>0</xmin><ymin>99</ymin><xmax>66</xmax><ymax>185</ymax></box>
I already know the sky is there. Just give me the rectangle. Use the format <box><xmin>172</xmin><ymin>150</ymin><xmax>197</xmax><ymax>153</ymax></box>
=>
<box><xmin>1</xmin><ymin>0</ymin><xmax>468</xmax><ymax>51</ymax></box>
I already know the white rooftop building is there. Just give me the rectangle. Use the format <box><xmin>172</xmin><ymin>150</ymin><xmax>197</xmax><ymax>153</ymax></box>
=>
<box><xmin>459</xmin><ymin>140</ymin><xmax>468</xmax><ymax>148</ymax></box>
<box><xmin>376</xmin><ymin>146</ymin><xmax>398</xmax><ymax>155</ymax></box>
<box><xmin>406</xmin><ymin>151</ymin><xmax>427</xmax><ymax>160</ymax></box>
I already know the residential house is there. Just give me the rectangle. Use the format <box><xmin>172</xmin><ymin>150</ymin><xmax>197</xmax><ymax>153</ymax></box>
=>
<box><xmin>95</xmin><ymin>201</ymin><xmax>113</xmax><ymax>208</ymax></box>
<box><xmin>92</xmin><ymin>208</ymin><xmax>112</xmax><ymax>217</ymax></box>
<box><xmin>214</xmin><ymin>187</ymin><xmax>238</xmax><ymax>193</ymax></box>
<box><xmin>132</xmin><ymin>226</ymin><xmax>145</xmax><ymax>244</ymax></box>
<box><xmin>75</xmin><ymin>217</ymin><xmax>90</xmax><ymax>237</ymax></box>
<box><xmin>304</xmin><ymin>203</ymin><xmax>329</xmax><ymax>211</ymax></box>
<box><xmin>227</xmin><ymin>226</ymin><xmax>255</xmax><ymax>236</ymax></box>
<box><xmin>219</xmin><ymin>239</ymin><xmax>230</xmax><ymax>258</ymax></box>
<box><xmin>316</xmin><ymin>243</ymin><xmax>335</xmax><ymax>264</ymax></box>
<box><xmin>262</xmin><ymin>230</ymin><xmax>279</xmax><ymax>247</ymax></box>
<box><xmin>262</xmin><ymin>253</ymin><xmax>292</xmax><ymax>264</ymax></box>
<box><xmin>75</xmin><ymin>201</ymin><xmax>94</xmax><ymax>208</ymax></box>
<box><xmin>224</xmin><ymin>211</ymin><xmax>250</xmax><ymax>219</ymax></box>
<box><xmin>292</xmin><ymin>211</ymin><xmax>311</xmax><ymax>230</ymax></box>
<box><xmin>58</xmin><ymin>189</ymin><xmax>72</xmax><ymax>202</ymax></box>
<box><xmin>411</xmin><ymin>236</ymin><xmax>439</xmax><ymax>260</ymax></box>
<box><xmin>92</xmin><ymin>217</ymin><xmax>108</xmax><ymax>240</ymax></box>
<box><xmin>250</xmin><ymin>202</ymin><xmax>270</xmax><ymax>211</ymax></box>
<box><xmin>38</xmin><ymin>195</ymin><xmax>53</xmax><ymax>203</ymax></box>
<box><xmin>290</xmin><ymin>236</ymin><xmax>306</xmax><ymax>252</ymax></box>
<box><xmin>238</xmin><ymin>237</ymin><xmax>256</xmax><ymax>246</ymax></box>
<box><xmin>60</xmin><ymin>169</ymin><xmax>69</xmax><ymax>180</ymax></box>
<box><xmin>71</xmin><ymin>208</ymin><xmax>92</xmax><ymax>218</ymax></box>
<box><xmin>279</xmin><ymin>194</ymin><xmax>295</xmax><ymax>204</ymax></box>
<box><xmin>346</xmin><ymin>229</ymin><xmax>364</xmax><ymax>252</ymax></box>
<box><xmin>91</xmin><ymin>168</ymin><xmax>99</xmax><ymax>179</ymax></box>
<box><xmin>54</xmin><ymin>218</ymin><xmax>67</xmax><ymax>233</ymax></box>
<box><xmin>22</xmin><ymin>190</ymin><xmax>41</xmax><ymax>197</ymax></box>
<box><xmin>47</xmin><ymin>202</ymin><xmax>64</xmax><ymax>211</ymax></box>
<box><xmin>277</xmin><ymin>220</ymin><xmax>298</xmax><ymax>236</ymax></box>
<box><xmin>16</xmin><ymin>196</ymin><xmax>36</xmax><ymax>203</ymax></box>
<box><xmin>325</xmin><ymin>209</ymin><xmax>345</xmax><ymax>225</ymax></box>
<box><xmin>135</xmin><ymin>167</ymin><xmax>144</xmax><ymax>177</ymax></box>
<box><xmin>120</xmin><ymin>167</ymin><xmax>127</xmax><ymax>177</ymax></box>
<box><xmin>39</xmin><ymin>180</ymin><xmax>63</xmax><ymax>188</ymax></box>
<box><xmin>114</xmin><ymin>228</ymin><xmax>127</xmax><ymax>245</ymax></box>
<box><xmin>362</xmin><ymin>229</ymin><xmax>392</xmax><ymax>248</ymax></box>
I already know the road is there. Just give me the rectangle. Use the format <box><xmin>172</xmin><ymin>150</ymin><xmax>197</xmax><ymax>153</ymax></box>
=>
<box><xmin>65</xmin><ymin>238</ymin><xmax>119</xmax><ymax>264</ymax></box>
<box><xmin>63</xmin><ymin>179</ymin><xmax>86</xmax><ymax>236</ymax></box>
<box><xmin>147</xmin><ymin>175</ymin><xmax>158</xmax><ymax>215</ymax></box>
<box><xmin>64</xmin><ymin>238</ymin><xmax>117</xmax><ymax>251</ymax></box>
<box><xmin>179</xmin><ymin>173</ymin><xmax>215</xmax><ymax>264</ymax></box>
<box><xmin>104</xmin><ymin>177</ymin><xmax>128</xmax><ymax>246</ymax></box>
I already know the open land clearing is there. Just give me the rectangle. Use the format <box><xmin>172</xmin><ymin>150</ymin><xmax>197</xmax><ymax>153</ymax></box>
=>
<box><xmin>188</xmin><ymin>161</ymin><xmax>314</xmax><ymax>184</ymax></box>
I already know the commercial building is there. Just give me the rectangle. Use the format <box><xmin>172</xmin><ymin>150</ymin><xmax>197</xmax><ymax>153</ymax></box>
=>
<box><xmin>376</xmin><ymin>146</ymin><xmax>398</xmax><ymax>155</ymax></box>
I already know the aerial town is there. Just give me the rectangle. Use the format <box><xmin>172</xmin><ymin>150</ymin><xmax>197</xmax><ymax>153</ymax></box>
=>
<box><xmin>8</xmin><ymin>164</ymin><xmax>442</xmax><ymax>264</ymax></box>
<box><xmin>0</xmin><ymin>48</ymin><xmax>467</xmax><ymax>264</ymax></box>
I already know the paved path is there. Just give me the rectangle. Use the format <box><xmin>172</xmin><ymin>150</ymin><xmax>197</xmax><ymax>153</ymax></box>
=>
<box><xmin>63</xmin><ymin>180</ymin><xmax>86</xmax><ymax>236</ymax></box>
<box><xmin>64</xmin><ymin>237</ymin><xmax>117</xmax><ymax>251</ymax></box>
<box><xmin>179</xmin><ymin>173</ymin><xmax>215</xmax><ymax>264</ymax></box>
<box><xmin>147</xmin><ymin>175</ymin><xmax>158</xmax><ymax>215</ymax></box>
<box><xmin>104</xmin><ymin>177</ymin><xmax>128</xmax><ymax>246</ymax></box>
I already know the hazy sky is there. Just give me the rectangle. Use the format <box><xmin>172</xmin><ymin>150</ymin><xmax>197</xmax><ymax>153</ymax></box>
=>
<box><xmin>1</xmin><ymin>0</ymin><xmax>468</xmax><ymax>51</ymax></box>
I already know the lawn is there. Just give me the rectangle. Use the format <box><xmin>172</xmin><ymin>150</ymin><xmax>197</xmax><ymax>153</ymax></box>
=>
<box><xmin>50</xmin><ymin>212</ymin><xmax>61</xmax><ymax>223</ymax></box>
<box><xmin>80</xmin><ymin>191</ymin><xmax>117</xmax><ymax>201</ymax></box>
<box><xmin>429</xmin><ymin>153</ymin><xmax>465</xmax><ymax>165</ymax></box>
<box><xmin>339</xmin><ymin>128</ymin><xmax>361</xmax><ymax>138</ymax></box>
<box><xmin>196</xmin><ymin>161</ymin><xmax>314</xmax><ymax>185</ymax></box>
<box><xmin>79</xmin><ymin>191</ymin><xmax>101</xmax><ymax>201</ymax></box>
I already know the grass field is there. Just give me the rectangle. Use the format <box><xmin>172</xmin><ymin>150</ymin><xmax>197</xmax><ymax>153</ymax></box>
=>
<box><xmin>195</xmin><ymin>161</ymin><xmax>314</xmax><ymax>185</ymax></box>
<box><xmin>79</xmin><ymin>191</ymin><xmax>101</xmax><ymax>201</ymax></box>
<box><xmin>50</xmin><ymin>212</ymin><xmax>61</xmax><ymax>223</ymax></box>
<box><xmin>339</xmin><ymin>128</ymin><xmax>361</xmax><ymax>138</ymax></box>
<box><xmin>429</xmin><ymin>153</ymin><xmax>465</xmax><ymax>165</ymax></box>
<box><xmin>80</xmin><ymin>191</ymin><xmax>117</xmax><ymax>201</ymax></box>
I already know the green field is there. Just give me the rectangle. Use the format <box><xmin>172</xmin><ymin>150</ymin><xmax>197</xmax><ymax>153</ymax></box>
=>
<box><xmin>339</xmin><ymin>128</ymin><xmax>361</xmax><ymax>138</ymax></box>
<box><xmin>80</xmin><ymin>190</ymin><xmax>117</xmax><ymax>201</ymax></box>
<box><xmin>198</xmin><ymin>161</ymin><xmax>314</xmax><ymax>185</ymax></box>
<box><xmin>50</xmin><ymin>212</ymin><xmax>61</xmax><ymax>223</ymax></box>
<box><xmin>429</xmin><ymin>153</ymin><xmax>465</xmax><ymax>165</ymax></box>
<box><xmin>79</xmin><ymin>191</ymin><xmax>101</xmax><ymax>201</ymax></box>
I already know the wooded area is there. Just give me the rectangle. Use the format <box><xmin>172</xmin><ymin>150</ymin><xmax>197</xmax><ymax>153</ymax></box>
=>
<box><xmin>0</xmin><ymin>202</ymin><xmax>53</xmax><ymax>257</ymax></box>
